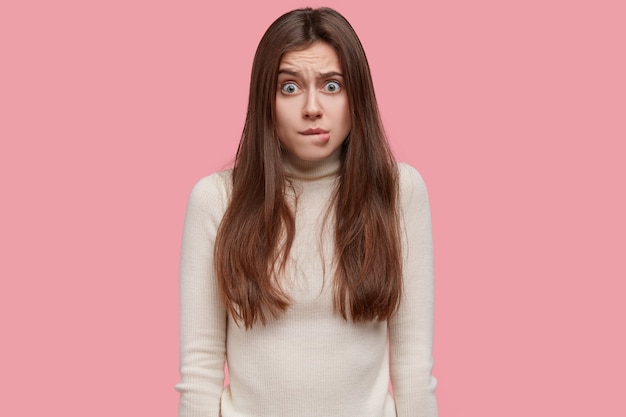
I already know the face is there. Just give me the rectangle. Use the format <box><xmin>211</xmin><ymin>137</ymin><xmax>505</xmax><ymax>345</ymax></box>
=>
<box><xmin>275</xmin><ymin>41</ymin><xmax>351</xmax><ymax>162</ymax></box>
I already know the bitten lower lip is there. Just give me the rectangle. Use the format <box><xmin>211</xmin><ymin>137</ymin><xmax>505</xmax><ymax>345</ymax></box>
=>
<box><xmin>300</xmin><ymin>128</ymin><xmax>329</xmax><ymax>135</ymax></box>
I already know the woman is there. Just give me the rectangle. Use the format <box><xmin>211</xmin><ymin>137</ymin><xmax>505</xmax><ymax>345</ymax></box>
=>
<box><xmin>176</xmin><ymin>7</ymin><xmax>438</xmax><ymax>417</ymax></box>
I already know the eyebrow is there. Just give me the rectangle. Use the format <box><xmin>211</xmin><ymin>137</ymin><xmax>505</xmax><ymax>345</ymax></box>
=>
<box><xmin>278</xmin><ymin>69</ymin><xmax>344</xmax><ymax>78</ymax></box>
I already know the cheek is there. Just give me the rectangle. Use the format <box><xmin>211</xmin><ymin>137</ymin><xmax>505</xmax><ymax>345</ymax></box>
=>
<box><xmin>325</xmin><ymin>97</ymin><xmax>348</xmax><ymax>118</ymax></box>
<box><xmin>337</xmin><ymin>97</ymin><xmax>351</xmax><ymax>127</ymax></box>
<box><xmin>275</xmin><ymin>99</ymin><xmax>300</xmax><ymax>126</ymax></box>
<box><xmin>274</xmin><ymin>100</ymin><xmax>289</xmax><ymax>130</ymax></box>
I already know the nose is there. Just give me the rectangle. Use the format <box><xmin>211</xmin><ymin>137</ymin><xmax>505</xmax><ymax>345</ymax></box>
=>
<box><xmin>302</xmin><ymin>91</ymin><xmax>322</xmax><ymax>119</ymax></box>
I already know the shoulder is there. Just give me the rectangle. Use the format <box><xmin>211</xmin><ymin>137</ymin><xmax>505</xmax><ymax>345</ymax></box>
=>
<box><xmin>397</xmin><ymin>162</ymin><xmax>429</xmax><ymax>207</ymax></box>
<box><xmin>186</xmin><ymin>169</ymin><xmax>233</xmax><ymax>215</ymax></box>
<box><xmin>190</xmin><ymin>169</ymin><xmax>232</xmax><ymax>196</ymax></box>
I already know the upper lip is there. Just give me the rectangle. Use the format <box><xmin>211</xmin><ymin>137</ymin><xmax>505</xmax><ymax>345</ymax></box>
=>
<box><xmin>300</xmin><ymin>128</ymin><xmax>328</xmax><ymax>135</ymax></box>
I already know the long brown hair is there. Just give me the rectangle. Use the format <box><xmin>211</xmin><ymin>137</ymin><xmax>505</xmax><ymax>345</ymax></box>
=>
<box><xmin>214</xmin><ymin>7</ymin><xmax>402</xmax><ymax>328</ymax></box>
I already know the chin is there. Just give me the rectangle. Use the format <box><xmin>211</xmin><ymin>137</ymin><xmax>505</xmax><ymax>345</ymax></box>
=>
<box><xmin>298</xmin><ymin>152</ymin><xmax>332</xmax><ymax>162</ymax></box>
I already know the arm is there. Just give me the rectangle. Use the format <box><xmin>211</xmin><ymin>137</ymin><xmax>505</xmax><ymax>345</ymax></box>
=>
<box><xmin>175</xmin><ymin>174</ymin><xmax>229</xmax><ymax>417</ymax></box>
<box><xmin>389</xmin><ymin>164</ymin><xmax>438</xmax><ymax>417</ymax></box>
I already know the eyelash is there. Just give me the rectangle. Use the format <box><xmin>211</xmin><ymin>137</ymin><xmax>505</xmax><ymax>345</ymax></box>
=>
<box><xmin>323</xmin><ymin>80</ymin><xmax>341</xmax><ymax>93</ymax></box>
<box><xmin>279</xmin><ymin>80</ymin><xmax>342</xmax><ymax>94</ymax></box>
<box><xmin>281</xmin><ymin>82</ymin><xmax>299</xmax><ymax>94</ymax></box>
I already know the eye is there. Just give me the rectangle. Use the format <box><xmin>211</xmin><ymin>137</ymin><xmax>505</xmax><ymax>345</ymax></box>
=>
<box><xmin>323</xmin><ymin>80</ymin><xmax>341</xmax><ymax>93</ymax></box>
<box><xmin>281</xmin><ymin>82</ymin><xmax>300</xmax><ymax>94</ymax></box>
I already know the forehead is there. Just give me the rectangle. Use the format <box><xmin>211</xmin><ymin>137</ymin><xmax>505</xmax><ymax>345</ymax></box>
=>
<box><xmin>279</xmin><ymin>42</ymin><xmax>342</xmax><ymax>72</ymax></box>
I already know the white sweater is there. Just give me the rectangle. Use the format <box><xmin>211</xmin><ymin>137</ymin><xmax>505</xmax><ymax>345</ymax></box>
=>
<box><xmin>176</xmin><ymin>150</ymin><xmax>438</xmax><ymax>417</ymax></box>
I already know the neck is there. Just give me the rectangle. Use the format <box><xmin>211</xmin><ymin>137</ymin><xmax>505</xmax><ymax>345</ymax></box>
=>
<box><xmin>281</xmin><ymin>148</ymin><xmax>342</xmax><ymax>181</ymax></box>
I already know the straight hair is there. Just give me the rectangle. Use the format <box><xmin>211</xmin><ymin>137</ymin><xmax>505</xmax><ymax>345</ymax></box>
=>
<box><xmin>215</xmin><ymin>7</ymin><xmax>402</xmax><ymax>329</ymax></box>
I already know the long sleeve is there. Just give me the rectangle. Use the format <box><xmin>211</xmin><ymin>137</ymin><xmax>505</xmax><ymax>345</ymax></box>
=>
<box><xmin>175</xmin><ymin>173</ymin><xmax>229</xmax><ymax>417</ymax></box>
<box><xmin>389</xmin><ymin>163</ymin><xmax>438</xmax><ymax>417</ymax></box>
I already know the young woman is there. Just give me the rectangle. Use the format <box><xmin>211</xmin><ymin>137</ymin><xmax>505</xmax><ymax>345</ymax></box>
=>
<box><xmin>176</xmin><ymin>7</ymin><xmax>438</xmax><ymax>417</ymax></box>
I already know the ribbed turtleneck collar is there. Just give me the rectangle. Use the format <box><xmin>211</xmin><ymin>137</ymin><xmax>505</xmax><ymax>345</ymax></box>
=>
<box><xmin>282</xmin><ymin>148</ymin><xmax>342</xmax><ymax>181</ymax></box>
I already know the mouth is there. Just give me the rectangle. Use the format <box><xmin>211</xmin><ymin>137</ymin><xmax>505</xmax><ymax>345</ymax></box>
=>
<box><xmin>299</xmin><ymin>128</ymin><xmax>329</xmax><ymax>135</ymax></box>
<box><xmin>299</xmin><ymin>128</ymin><xmax>331</xmax><ymax>143</ymax></box>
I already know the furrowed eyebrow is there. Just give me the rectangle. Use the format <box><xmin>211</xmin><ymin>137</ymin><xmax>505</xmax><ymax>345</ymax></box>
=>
<box><xmin>277</xmin><ymin>69</ymin><xmax>344</xmax><ymax>78</ymax></box>
<box><xmin>278</xmin><ymin>69</ymin><xmax>299</xmax><ymax>76</ymax></box>
<box><xmin>318</xmin><ymin>71</ymin><xmax>344</xmax><ymax>78</ymax></box>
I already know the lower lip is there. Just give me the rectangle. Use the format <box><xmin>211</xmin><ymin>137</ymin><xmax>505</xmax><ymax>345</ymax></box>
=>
<box><xmin>303</xmin><ymin>133</ymin><xmax>330</xmax><ymax>142</ymax></box>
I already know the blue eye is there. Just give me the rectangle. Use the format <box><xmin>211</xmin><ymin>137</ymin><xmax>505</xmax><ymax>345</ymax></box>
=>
<box><xmin>323</xmin><ymin>81</ymin><xmax>341</xmax><ymax>93</ymax></box>
<box><xmin>281</xmin><ymin>82</ymin><xmax>299</xmax><ymax>94</ymax></box>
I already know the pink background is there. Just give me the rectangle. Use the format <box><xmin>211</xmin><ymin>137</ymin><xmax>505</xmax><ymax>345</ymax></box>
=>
<box><xmin>1</xmin><ymin>0</ymin><xmax>624</xmax><ymax>416</ymax></box>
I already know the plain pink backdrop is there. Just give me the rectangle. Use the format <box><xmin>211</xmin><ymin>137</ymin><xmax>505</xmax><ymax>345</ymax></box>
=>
<box><xmin>1</xmin><ymin>0</ymin><xmax>624</xmax><ymax>416</ymax></box>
